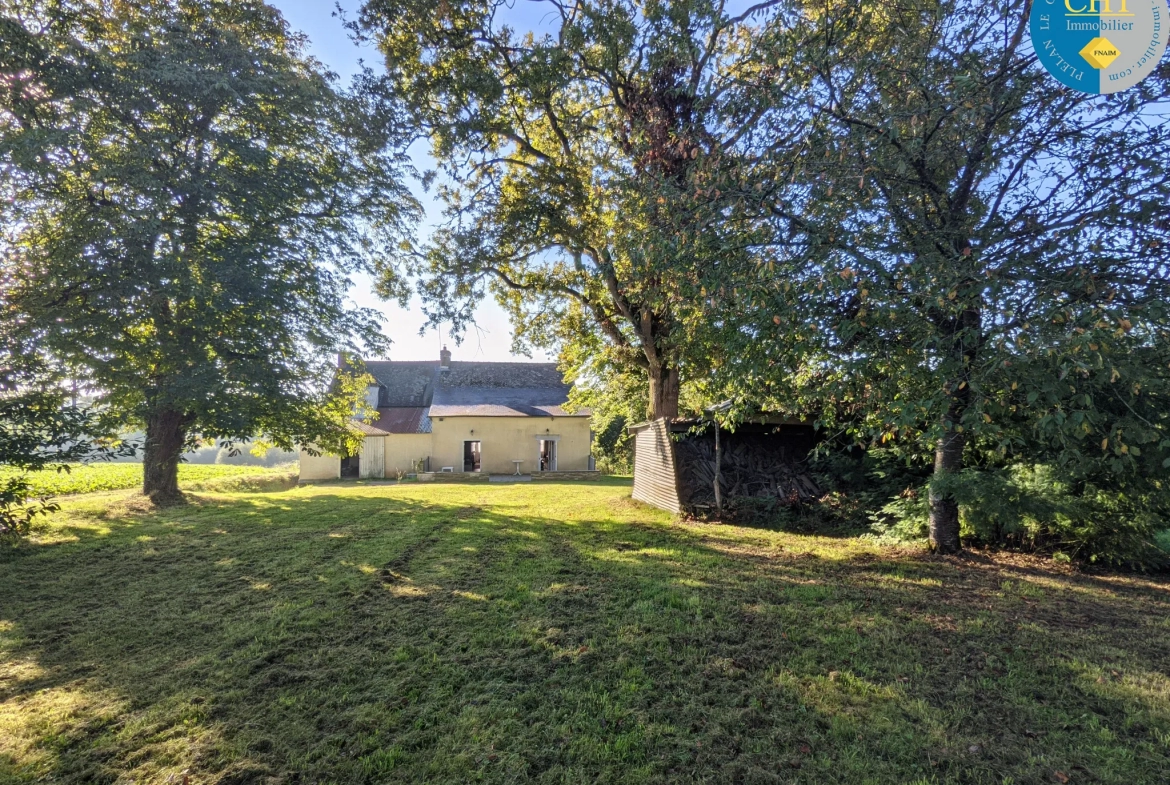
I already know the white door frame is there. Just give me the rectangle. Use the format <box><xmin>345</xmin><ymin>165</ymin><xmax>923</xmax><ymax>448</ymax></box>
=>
<box><xmin>535</xmin><ymin>435</ymin><xmax>560</xmax><ymax>472</ymax></box>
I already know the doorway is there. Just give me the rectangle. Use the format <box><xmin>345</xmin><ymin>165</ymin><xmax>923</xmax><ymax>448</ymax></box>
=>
<box><xmin>539</xmin><ymin>439</ymin><xmax>557</xmax><ymax>472</ymax></box>
<box><xmin>340</xmin><ymin>454</ymin><xmax>359</xmax><ymax>478</ymax></box>
<box><xmin>463</xmin><ymin>440</ymin><xmax>481</xmax><ymax>472</ymax></box>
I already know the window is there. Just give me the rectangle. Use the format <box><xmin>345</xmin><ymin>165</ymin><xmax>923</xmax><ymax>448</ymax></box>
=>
<box><xmin>539</xmin><ymin>439</ymin><xmax>557</xmax><ymax>472</ymax></box>
<box><xmin>463</xmin><ymin>440</ymin><xmax>481</xmax><ymax>472</ymax></box>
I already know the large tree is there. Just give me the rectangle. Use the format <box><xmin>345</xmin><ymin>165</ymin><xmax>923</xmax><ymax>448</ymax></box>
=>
<box><xmin>358</xmin><ymin>0</ymin><xmax>796</xmax><ymax>420</ymax></box>
<box><xmin>1</xmin><ymin>0</ymin><xmax>415</xmax><ymax>502</ymax></box>
<box><xmin>739</xmin><ymin>0</ymin><xmax>1170</xmax><ymax>551</ymax></box>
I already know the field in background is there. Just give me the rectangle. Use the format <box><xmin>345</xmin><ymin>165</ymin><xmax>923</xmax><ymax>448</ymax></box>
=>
<box><xmin>0</xmin><ymin>462</ymin><xmax>295</xmax><ymax>497</ymax></box>
<box><xmin>1</xmin><ymin>480</ymin><xmax>1167</xmax><ymax>784</ymax></box>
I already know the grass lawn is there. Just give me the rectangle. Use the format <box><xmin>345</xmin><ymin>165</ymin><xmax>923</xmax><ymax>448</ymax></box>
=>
<box><xmin>1</xmin><ymin>480</ymin><xmax>1167</xmax><ymax>784</ymax></box>
<box><xmin>0</xmin><ymin>463</ymin><xmax>293</xmax><ymax>497</ymax></box>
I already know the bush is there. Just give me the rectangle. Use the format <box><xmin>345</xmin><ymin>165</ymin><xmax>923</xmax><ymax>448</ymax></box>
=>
<box><xmin>0</xmin><ymin>474</ymin><xmax>58</xmax><ymax>539</ymax></box>
<box><xmin>593</xmin><ymin>415</ymin><xmax>633</xmax><ymax>475</ymax></box>
<box><xmin>868</xmin><ymin>464</ymin><xmax>1170</xmax><ymax>570</ymax></box>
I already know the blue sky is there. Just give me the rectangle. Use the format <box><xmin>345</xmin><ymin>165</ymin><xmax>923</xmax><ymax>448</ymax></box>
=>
<box><xmin>268</xmin><ymin>0</ymin><xmax>552</xmax><ymax>363</ymax></box>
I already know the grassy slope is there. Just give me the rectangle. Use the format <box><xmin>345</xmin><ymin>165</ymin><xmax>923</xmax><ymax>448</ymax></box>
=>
<box><xmin>0</xmin><ymin>463</ymin><xmax>291</xmax><ymax>496</ymax></box>
<box><xmin>0</xmin><ymin>480</ymin><xmax>1167</xmax><ymax>785</ymax></box>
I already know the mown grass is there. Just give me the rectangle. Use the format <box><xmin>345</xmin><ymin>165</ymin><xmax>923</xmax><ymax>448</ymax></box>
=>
<box><xmin>0</xmin><ymin>462</ymin><xmax>292</xmax><ymax>497</ymax></box>
<box><xmin>1</xmin><ymin>479</ymin><xmax>1167</xmax><ymax>784</ymax></box>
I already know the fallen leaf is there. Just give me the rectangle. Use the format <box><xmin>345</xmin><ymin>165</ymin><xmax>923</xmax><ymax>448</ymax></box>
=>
<box><xmin>1053</xmin><ymin>771</ymin><xmax>1069</xmax><ymax>784</ymax></box>
<box><xmin>968</xmin><ymin>744</ymin><xmax>982</xmax><ymax>754</ymax></box>
<box><xmin>799</xmin><ymin>744</ymin><xmax>811</xmax><ymax>754</ymax></box>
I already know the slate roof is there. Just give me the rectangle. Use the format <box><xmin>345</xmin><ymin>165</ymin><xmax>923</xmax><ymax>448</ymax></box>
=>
<box><xmin>364</xmin><ymin>361</ymin><xmax>438</xmax><ymax>408</ymax></box>
<box><xmin>356</xmin><ymin>407</ymin><xmax>432</xmax><ymax>436</ymax></box>
<box><xmin>355</xmin><ymin>360</ymin><xmax>587</xmax><ymax>430</ymax></box>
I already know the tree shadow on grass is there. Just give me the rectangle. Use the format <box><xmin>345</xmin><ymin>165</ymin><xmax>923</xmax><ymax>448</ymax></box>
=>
<box><xmin>0</xmin><ymin>485</ymin><xmax>1168</xmax><ymax>784</ymax></box>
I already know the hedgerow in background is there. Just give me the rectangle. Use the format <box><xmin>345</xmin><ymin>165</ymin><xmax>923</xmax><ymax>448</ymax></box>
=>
<box><xmin>1</xmin><ymin>0</ymin><xmax>416</xmax><ymax>504</ymax></box>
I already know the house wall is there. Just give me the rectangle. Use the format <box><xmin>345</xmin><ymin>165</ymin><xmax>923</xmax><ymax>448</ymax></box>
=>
<box><xmin>383</xmin><ymin>434</ymin><xmax>432</xmax><ymax>477</ymax></box>
<box><xmin>299</xmin><ymin>448</ymin><xmax>340</xmax><ymax>481</ymax></box>
<box><xmin>429</xmin><ymin>415</ymin><xmax>592</xmax><ymax>474</ymax></box>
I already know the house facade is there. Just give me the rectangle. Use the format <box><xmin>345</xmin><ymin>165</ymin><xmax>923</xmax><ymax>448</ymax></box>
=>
<box><xmin>299</xmin><ymin>348</ymin><xmax>592</xmax><ymax>480</ymax></box>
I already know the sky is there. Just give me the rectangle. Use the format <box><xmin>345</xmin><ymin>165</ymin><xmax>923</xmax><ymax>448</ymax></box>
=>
<box><xmin>268</xmin><ymin>0</ymin><xmax>553</xmax><ymax>364</ymax></box>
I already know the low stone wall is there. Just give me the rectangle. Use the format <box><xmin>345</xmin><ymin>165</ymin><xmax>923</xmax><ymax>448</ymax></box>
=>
<box><xmin>427</xmin><ymin>472</ymin><xmax>491</xmax><ymax>483</ymax></box>
<box><xmin>531</xmin><ymin>471</ymin><xmax>602</xmax><ymax>481</ymax></box>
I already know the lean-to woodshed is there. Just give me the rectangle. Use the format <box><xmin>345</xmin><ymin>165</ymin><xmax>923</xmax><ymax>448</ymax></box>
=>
<box><xmin>630</xmin><ymin>417</ymin><xmax>820</xmax><ymax>516</ymax></box>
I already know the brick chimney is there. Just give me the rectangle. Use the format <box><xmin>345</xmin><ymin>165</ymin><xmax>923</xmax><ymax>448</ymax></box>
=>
<box><xmin>440</xmin><ymin>345</ymin><xmax>451</xmax><ymax>370</ymax></box>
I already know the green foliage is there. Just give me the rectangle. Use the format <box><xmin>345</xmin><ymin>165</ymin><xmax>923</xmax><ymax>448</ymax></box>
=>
<box><xmin>1156</xmin><ymin>529</ymin><xmax>1170</xmax><ymax>556</ymax></box>
<box><xmin>702</xmin><ymin>0</ymin><xmax>1170</xmax><ymax>551</ymax></box>
<box><xmin>591</xmin><ymin>414</ymin><xmax>633</xmax><ymax>475</ymax></box>
<box><xmin>0</xmin><ymin>475</ymin><xmax>55</xmax><ymax>538</ymax></box>
<box><xmin>359</xmin><ymin>0</ymin><xmax>792</xmax><ymax>418</ymax></box>
<box><xmin>0</xmin><ymin>351</ymin><xmax>135</xmax><ymax>537</ymax></box>
<box><xmin>869</xmin><ymin>464</ymin><xmax>1170</xmax><ymax>570</ymax></box>
<box><xmin>1</xmin><ymin>0</ymin><xmax>416</xmax><ymax>493</ymax></box>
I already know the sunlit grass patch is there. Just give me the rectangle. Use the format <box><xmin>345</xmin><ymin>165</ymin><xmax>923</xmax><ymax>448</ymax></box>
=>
<box><xmin>0</xmin><ymin>479</ymin><xmax>1166</xmax><ymax>784</ymax></box>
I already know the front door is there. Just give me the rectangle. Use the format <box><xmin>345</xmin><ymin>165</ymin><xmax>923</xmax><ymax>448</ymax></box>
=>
<box><xmin>539</xmin><ymin>439</ymin><xmax>557</xmax><ymax>472</ymax></box>
<box><xmin>463</xmin><ymin>440</ymin><xmax>481</xmax><ymax>472</ymax></box>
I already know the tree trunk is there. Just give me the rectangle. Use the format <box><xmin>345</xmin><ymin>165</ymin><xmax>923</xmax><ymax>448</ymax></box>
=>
<box><xmin>648</xmin><ymin>364</ymin><xmax>680</xmax><ymax>420</ymax></box>
<box><xmin>928</xmin><ymin>414</ymin><xmax>964</xmax><ymax>554</ymax></box>
<box><xmin>927</xmin><ymin>301</ymin><xmax>980</xmax><ymax>554</ymax></box>
<box><xmin>143</xmin><ymin>408</ymin><xmax>189</xmax><ymax>504</ymax></box>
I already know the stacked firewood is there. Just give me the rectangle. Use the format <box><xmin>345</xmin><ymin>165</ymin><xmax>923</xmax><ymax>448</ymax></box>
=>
<box><xmin>675</xmin><ymin>432</ymin><xmax>820</xmax><ymax>511</ymax></box>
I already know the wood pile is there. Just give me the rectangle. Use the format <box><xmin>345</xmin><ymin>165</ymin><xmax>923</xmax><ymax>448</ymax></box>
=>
<box><xmin>675</xmin><ymin>431</ymin><xmax>820</xmax><ymax>512</ymax></box>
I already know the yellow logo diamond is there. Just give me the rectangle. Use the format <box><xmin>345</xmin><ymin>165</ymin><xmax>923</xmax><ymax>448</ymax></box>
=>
<box><xmin>1080</xmin><ymin>37</ymin><xmax>1120</xmax><ymax>69</ymax></box>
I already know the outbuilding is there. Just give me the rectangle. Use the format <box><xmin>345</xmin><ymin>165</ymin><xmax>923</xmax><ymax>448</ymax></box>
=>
<box><xmin>629</xmin><ymin>416</ymin><xmax>820</xmax><ymax>515</ymax></box>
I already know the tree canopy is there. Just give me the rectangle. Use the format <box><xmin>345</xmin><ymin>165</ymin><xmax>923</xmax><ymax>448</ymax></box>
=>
<box><xmin>713</xmin><ymin>0</ymin><xmax>1170</xmax><ymax>553</ymax></box>
<box><xmin>358</xmin><ymin>0</ymin><xmax>801</xmax><ymax>420</ymax></box>
<box><xmin>1</xmin><ymin>0</ymin><xmax>416</xmax><ymax>501</ymax></box>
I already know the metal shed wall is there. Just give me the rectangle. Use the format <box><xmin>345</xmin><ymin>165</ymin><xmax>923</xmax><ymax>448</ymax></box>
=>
<box><xmin>632</xmin><ymin>418</ymin><xmax>682</xmax><ymax>513</ymax></box>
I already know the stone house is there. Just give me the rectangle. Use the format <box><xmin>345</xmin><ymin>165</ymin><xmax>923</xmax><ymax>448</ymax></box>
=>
<box><xmin>299</xmin><ymin>347</ymin><xmax>592</xmax><ymax>480</ymax></box>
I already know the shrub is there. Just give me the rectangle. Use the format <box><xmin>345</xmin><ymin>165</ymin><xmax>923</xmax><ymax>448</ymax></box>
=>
<box><xmin>0</xmin><ymin>475</ymin><xmax>57</xmax><ymax>539</ymax></box>
<box><xmin>593</xmin><ymin>415</ymin><xmax>633</xmax><ymax>474</ymax></box>
<box><xmin>869</xmin><ymin>464</ymin><xmax>1170</xmax><ymax>570</ymax></box>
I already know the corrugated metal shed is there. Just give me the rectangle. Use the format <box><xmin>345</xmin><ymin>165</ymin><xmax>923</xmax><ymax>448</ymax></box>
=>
<box><xmin>630</xmin><ymin>417</ymin><xmax>819</xmax><ymax>515</ymax></box>
<box><xmin>631</xmin><ymin>418</ymin><xmax>682</xmax><ymax>513</ymax></box>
